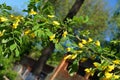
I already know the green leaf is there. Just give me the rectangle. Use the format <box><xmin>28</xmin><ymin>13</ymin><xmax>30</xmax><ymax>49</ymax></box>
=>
<box><xmin>15</xmin><ymin>37</ymin><xmax>22</xmax><ymax>45</ymax></box>
<box><xmin>15</xmin><ymin>48</ymin><xmax>20</xmax><ymax>57</ymax></box>
<box><xmin>0</xmin><ymin>45</ymin><xmax>3</xmax><ymax>54</ymax></box>
<box><xmin>72</xmin><ymin>60</ymin><xmax>79</xmax><ymax>71</ymax></box>
<box><xmin>55</xmin><ymin>43</ymin><xmax>64</xmax><ymax>51</ymax></box>
<box><xmin>68</xmin><ymin>60</ymin><xmax>78</xmax><ymax>76</ymax></box>
<box><xmin>10</xmin><ymin>44</ymin><xmax>16</xmax><ymax>51</ymax></box>
<box><xmin>2</xmin><ymin>39</ymin><xmax>8</xmax><ymax>43</ymax></box>
<box><xmin>13</xmin><ymin>30</ymin><xmax>21</xmax><ymax>35</ymax></box>
<box><xmin>0</xmin><ymin>5</ymin><xmax>2</xmax><ymax>8</ymax></box>
<box><xmin>83</xmin><ymin>16</ymin><xmax>89</xmax><ymax>23</ymax></box>
<box><xmin>45</xmin><ymin>29</ymin><xmax>53</xmax><ymax>36</ymax></box>
<box><xmin>34</xmin><ymin>29</ymin><xmax>43</xmax><ymax>37</ymax></box>
<box><xmin>6</xmin><ymin>6</ymin><xmax>12</xmax><ymax>10</ymax></box>
<box><xmin>32</xmin><ymin>24</ymin><xmax>39</xmax><ymax>30</ymax></box>
<box><xmin>22</xmin><ymin>9</ymin><xmax>28</xmax><ymax>12</ymax></box>
<box><xmin>2</xmin><ymin>3</ymin><xmax>6</xmax><ymax>8</ymax></box>
<box><xmin>24</xmin><ymin>21</ymin><xmax>33</xmax><ymax>26</ymax></box>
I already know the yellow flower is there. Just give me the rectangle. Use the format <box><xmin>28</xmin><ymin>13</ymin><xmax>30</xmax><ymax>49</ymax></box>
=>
<box><xmin>0</xmin><ymin>30</ymin><xmax>5</xmax><ymax>37</ymax></box>
<box><xmin>66</xmin><ymin>47</ymin><xmax>71</xmax><ymax>52</ymax></box>
<box><xmin>12</xmin><ymin>21</ymin><xmax>19</xmax><ymax>29</ymax></box>
<box><xmin>0</xmin><ymin>31</ymin><xmax>3</xmax><ymax>37</ymax></box>
<box><xmin>113</xmin><ymin>60</ymin><xmax>120</xmax><ymax>64</ymax></box>
<box><xmin>64</xmin><ymin>54</ymin><xmax>77</xmax><ymax>60</ymax></box>
<box><xmin>78</xmin><ymin>43</ymin><xmax>84</xmax><ymax>48</ymax></box>
<box><xmin>49</xmin><ymin>34</ymin><xmax>55</xmax><ymax>41</ymax></box>
<box><xmin>64</xmin><ymin>55</ymin><xmax>72</xmax><ymax>60</ymax></box>
<box><xmin>93</xmin><ymin>62</ymin><xmax>100</xmax><ymax>68</ymax></box>
<box><xmin>95</xmin><ymin>40</ymin><xmax>100</xmax><ymax>46</ymax></box>
<box><xmin>16</xmin><ymin>16</ymin><xmax>24</xmax><ymax>20</ymax></box>
<box><xmin>82</xmin><ymin>39</ymin><xmax>87</xmax><ymax>44</ymax></box>
<box><xmin>84</xmin><ymin>68</ymin><xmax>92</xmax><ymax>73</ymax></box>
<box><xmin>48</xmin><ymin>15</ymin><xmax>55</xmax><ymax>18</ymax></box>
<box><xmin>102</xmin><ymin>66</ymin><xmax>107</xmax><ymax>70</ymax></box>
<box><xmin>0</xmin><ymin>17</ymin><xmax>8</xmax><ymax>22</ymax></box>
<box><xmin>113</xmin><ymin>75</ymin><xmax>120</xmax><ymax>79</ymax></box>
<box><xmin>53</xmin><ymin>21</ymin><xmax>60</xmax><ymax>26</ymax></box>
<box><xmin>85</xmin><ymin>68</ymin><xmax>94</xmax><ymax>76</ymax></box>
<box><xmin>10</xmin><ymin>15</ymin><xmax>23</xmax><ymax>20</ymax></box>
<box><xmin>10</xmin><ymin>15</ymin><xmax>17</xmax><ymax>20</ymax></box>
<box><xmin>88</xmin><ymin>38</ymin><xmax>93</xmax><ymax>42</ymax></box>
<box><xmin>10</xmin><ymin>15</ymin><xmax>14</xmax><ymax>18</ymax></box>
<box><xmin>105</xmin><ymin>72</ymin><xmax>113</xmax><ymax>79</ymax></box>
<box><xmin>62</xmin><ymin>31</ymin><xmax>68</xmax><ymax>37</ymax></box>
<box><xmin>71</xmin><ymin>54</ymin><xmax>77</xmax><ymax>59</ymax></box>
<box><xmin>107</xmin><ymin>65</ymin><xmax>115</xmax><ymax>72</ymax></box>
<box><xmin>24</xmin><ymin>29</ymin><xmax>31</xmax><ymax>35</ymax></box>
<box><xmin>29</xmin><ymin>9</ymin><xmax>37</xmax><ymax>15</ymax></box>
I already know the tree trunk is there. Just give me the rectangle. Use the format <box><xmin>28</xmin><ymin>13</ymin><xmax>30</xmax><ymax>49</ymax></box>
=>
<box><xmin>64</xmin><ymin>0</ymin><xmax>84</xmax><ymax>21</ymax></box>
<box><xmin>31</xmin><ymin>42</ymin><xmax>55</xmax><ymax>76</ymax></box>
<box><xmin>31</xmin><ymin>0</ymin><xmax>85</xmax><ymax>76</ymax></box>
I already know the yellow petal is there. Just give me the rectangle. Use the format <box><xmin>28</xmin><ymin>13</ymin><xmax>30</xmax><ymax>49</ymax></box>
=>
<box><xmin>66</xmin><ymin>47</ymin><xmax>71</xmax><ymax>52</ymax></box>
<box><xmin>62</xmin><ymin>31</ymin><xmax>68</xmax><ymax>38</ymax></box>
<box><xmin>12</xmin><ymin>21</ymin><xmax>19</xmax><ymax>29</ymax></box>
<box><xmin>78</xmin><ymin>43</ymin><xmax>84</xmax><ymax>48</ymax></box>
<box><xmin>88</xmin><ymin>38</ymin><xmax>93</xmax><ymax>42</ymax></box>
<box><xmin>84</xmin><ymin>68</ymin><xmax>91</xmax><ymax>73</ymax></box>
<box><xmin>24</xmin><ymin>29</ymin><xmax>31</xmax><ymax>35</ymax></box>
<box><xmin>0</xmin><ymin>30</ymin><xmax>6</xmax><ymax>37</ymax></box>
<box><xmin>29</xmin><ymin>9</ymin><xmax>37</xmax><ymax>15</ymax></box>
<box><xmin>49</xmin><ymin>34</ymin><xmax>55</xmax><ymax>41</ymax></box>
<box><xmin>48</xmin><ymin>15</ymin><xmax>55</xmax><ymax>18</ymax></box>
<box><xmin>0</xmin><ymin>31</ymin><xmax>3</xmax><ymax>37</ymax></box>
<box><xmin>0</xmin><ymin>17</ymin><xmax>8</xmax><ymax>22</ymax></box>
<box><xmin>64</xmin><ymin>55</ymin><xmax>72</xmax><ymax>60</ymax></box>
<box><xmin>93</xmin><ymin>62</ymin><xmax>100</xmax><ymax>68</ymax></box>
<box><xmin>71</xmin><ymin>54</ymin><xmax>77</xmax><ymax>59</ymax></box>
<box><xmin>113</xmin><ymin>60</ymin><xmax>120</xmax><ymax>64</ymax></box>
<box><xmin>107</xmin><ymin>65</ymin><xmax>115</xmax><ymax>72</ymax></box>
<box><xmin>53</xmin><ymin>21</ymin><xmax>60</xmax><ymax>26</ymax></box>
<box><xmin>82</xmin><ymin>39</ymin><xmax>87</xmax><ymax>44</ymax></box>
<box><xmin>105</xmin><ymin>72</ymin><xmax>113</xmax><ymax>79</ymax></box>
<box><xmin>114</xmin><ymin>75</ymin><xmax>120</xmax><ymax>79</ymax></box>
<box><xmin>95</xmin><ymin>40</ymin><xmax>100</xmax><ymax>46</ymax></box>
